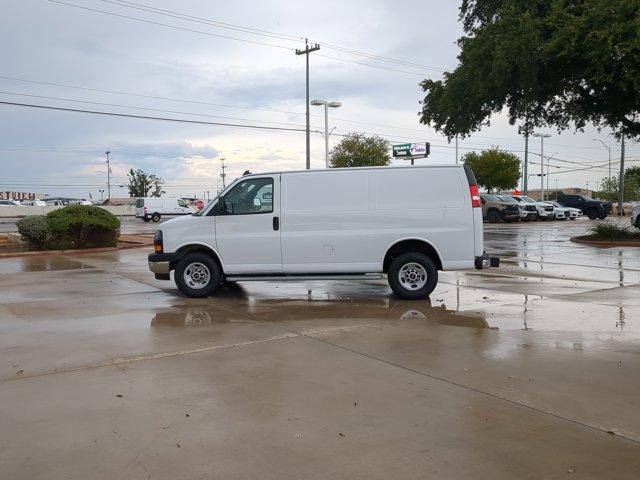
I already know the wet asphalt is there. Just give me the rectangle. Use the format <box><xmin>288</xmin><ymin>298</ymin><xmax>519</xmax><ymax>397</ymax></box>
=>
<box><xmin>1</xmin><ymin>217</ymin><xmax>640</xmax><ymax>479</ymax></box>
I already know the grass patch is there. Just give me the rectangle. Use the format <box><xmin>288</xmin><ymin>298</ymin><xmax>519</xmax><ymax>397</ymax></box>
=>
<box><xmin>588</xmin><ymin>221</ymin><xmax>640</xmax><ymax>241</ymax></box>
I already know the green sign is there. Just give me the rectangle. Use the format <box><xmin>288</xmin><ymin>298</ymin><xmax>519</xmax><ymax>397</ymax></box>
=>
<box><xmin>392</xmin><ymin>143</ymin><xmax>430</xmax><ymax>158</ymax></box>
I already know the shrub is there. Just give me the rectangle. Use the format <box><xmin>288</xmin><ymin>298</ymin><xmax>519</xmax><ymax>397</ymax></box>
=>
<box><xmin>589</xmin><ymin>221</ymin><xmax>638</xmax><ymax>241</ymax></box>
<box><xmin>45</xmin><ymin>206</ymin><xmax>121</xmax><ymax>249</ymax></box>
<box><xmin>16</xmin><ymin>215</ymin><xmax>49</xmax><ymax>249</ymax></box>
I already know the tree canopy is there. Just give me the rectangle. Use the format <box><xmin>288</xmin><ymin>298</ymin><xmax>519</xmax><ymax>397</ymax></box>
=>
<box><xmin>329</xmin><ymin>133</ymin><xmax>391</xmax><ymax>168</ymax></box>
<box><xmin>463</xmin><ymin>148</ymin><xmax>521</xmax><ymax>192</ymax></box>
<box><xmin>420</xmin><ymin>0</ymin><xmax>640</xmax><ymax>140</ymax></box>
<box><xmin>127</xmin><ymin>168</ymin><xmax>164</xmax><ymax>197</ymax></box>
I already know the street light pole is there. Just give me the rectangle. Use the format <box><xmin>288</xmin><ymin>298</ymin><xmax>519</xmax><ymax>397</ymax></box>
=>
<box><xmin>593</xmin><ymin>139</ymin><xmax>612</xmax><ymax>181</ymax></box>
<box><xmin>533</xmin><ymin>133</ymin><xmax>551</xmax><ymax>200</ymax></box>
<box><xmin>105</xmin><ymin>148</ymin><xmax>111</xmax><ymax>202</ymax></box>
<box><xmin>295</xmin><ymin>39</ymin><xmax>320</xmax><ymax>170</ymax></box>
<box><xmin>311</xmin><ymin>99</ymin><xmax>341</xmax><ymax>167</ymax></box>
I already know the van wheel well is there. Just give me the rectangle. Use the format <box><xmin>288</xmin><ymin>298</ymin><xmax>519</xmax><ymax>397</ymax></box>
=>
<box><xmin>173</xmin><ymin>245</ymin><xmax>223</xmax><ymax>273</ymax></box>
<box><xmin>383</xmin><ymin>240</ymin><xmax>442</xmax><ymax>273</ymax></box>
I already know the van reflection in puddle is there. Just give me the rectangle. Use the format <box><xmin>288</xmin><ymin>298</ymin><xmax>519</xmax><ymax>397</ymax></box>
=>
<box><xmin>150</xmin><ymin>297</ymin><xmax>490</xmax><ymax>331</ymax></box>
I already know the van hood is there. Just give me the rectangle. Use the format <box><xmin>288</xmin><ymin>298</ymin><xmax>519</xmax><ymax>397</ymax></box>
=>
<box><xmin>160</xmin><ymin>214</ymin><xmax>195</xmax><ymax>228</ymax></box>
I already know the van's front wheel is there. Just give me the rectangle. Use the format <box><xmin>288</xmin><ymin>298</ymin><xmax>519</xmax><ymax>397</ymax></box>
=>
<box><xmin>388</xmin><ymin>252</ymin><xmax>438</xmax><ymax>300</ymax></box>
<box><xmin>175</xmin><ymin>252</ymin><xmax>222</xmax><ymax>298</ymax></box>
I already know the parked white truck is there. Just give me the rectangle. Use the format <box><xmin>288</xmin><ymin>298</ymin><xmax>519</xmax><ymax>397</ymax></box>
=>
<box><xmin>148</xmin><ymin>165</ymin><xmax>498</xmax><ymax>299</ymax></box>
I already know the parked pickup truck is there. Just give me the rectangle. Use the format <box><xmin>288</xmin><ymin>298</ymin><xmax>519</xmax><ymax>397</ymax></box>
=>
<box><xmin>480</xmin><ymin>194</ymin><xmax>520</xmax><ymax>223</ymax></box>
<box><xmin>557</xmin><ymin>194</ymin><xmax>612</xmax><ymax>220</ymax></box>
<box><xmin>148</xmin><ymin>164</ymin><xmax>499</xmax><ymax>300</ymax></box>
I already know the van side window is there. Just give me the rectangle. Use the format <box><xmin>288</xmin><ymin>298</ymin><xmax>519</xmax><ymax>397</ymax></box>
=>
<box><xmin>223</xmin><ymin>178</ymin><xmax>273</xmax><ymax>215</ymax></box>
<box><xmin>177</xmin><ymin>199</ymin><xmax>188</xmax><ymax>207</ymax></box>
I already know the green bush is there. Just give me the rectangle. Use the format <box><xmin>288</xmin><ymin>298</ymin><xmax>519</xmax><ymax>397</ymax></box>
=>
<box><xmin>16</xmin><ymin>215</ymin><xmax>49</xmax><ymax>249</ymax></box>
<box><xmin>46</xmin><ymin>205</ymin><xmax>121</xmax><ymax>249</ymax></box>
<box><xmin>589</xmin><ymin>221</ymin><xmax>639</xmax><ymax>241</ymax></box>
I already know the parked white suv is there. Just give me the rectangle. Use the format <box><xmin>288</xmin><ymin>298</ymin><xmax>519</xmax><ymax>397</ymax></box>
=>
<box><xmin>148</xmin><ymin>165</ymin><xmax>499</xmax><ymax>300</ymax></box>
<box><xmin>512</xmin><ymin>195</ymin><xmax>555</xmax><ymax>220</ymax></box>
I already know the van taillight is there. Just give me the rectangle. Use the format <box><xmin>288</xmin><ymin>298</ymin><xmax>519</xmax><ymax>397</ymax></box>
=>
<box><xmin>470</xmin><ymin>185</ymin><xmax>481</xmax><ymax>208</ymax></box>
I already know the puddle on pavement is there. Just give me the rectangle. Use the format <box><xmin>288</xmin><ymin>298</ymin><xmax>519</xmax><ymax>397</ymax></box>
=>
<box><xmin>0</xmin><ymin>256</ymin><xmax>93</xmax><ymax>274</ymax></box>
<box><xmin>150</xmin><ymin>293</ymin><xmax>492</xmax><ymax>331</ymax></box>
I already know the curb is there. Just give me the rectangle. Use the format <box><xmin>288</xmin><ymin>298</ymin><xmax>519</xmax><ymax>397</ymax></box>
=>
<box><xmin>570</xmin><ymin>236</ymin><xmax>640</xmax><ymax>248</ymax></box>
<box><xmin>0</xmin><ymin>243</ymin><xmax>150</xmax><ymax>259</ymax></box>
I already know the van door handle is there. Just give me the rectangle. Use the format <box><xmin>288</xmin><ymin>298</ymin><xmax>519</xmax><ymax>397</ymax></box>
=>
<box><xmin>273</xmin><ymin>216</ymin><xmax>279</xmax><ymax>231</ymax></box>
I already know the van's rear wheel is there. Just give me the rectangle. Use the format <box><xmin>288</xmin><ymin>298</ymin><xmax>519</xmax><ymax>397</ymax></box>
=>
<box><xmin>151</xmin><ymin>212</ymin><xmax>161</xmax><ymax>222</ymax></box>
<box><xmin>388</xmin><ymin>252</ymin><xmax>438</xmax><ymax>300</ymax></box>
<box><xmin>175</xmin><ymin>252</ymin><xmax>222</xmax><ymax>298</ymax></box>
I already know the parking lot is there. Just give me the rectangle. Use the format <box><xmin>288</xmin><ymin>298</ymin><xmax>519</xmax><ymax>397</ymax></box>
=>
<box><xmin>1</xmin><ymin>217</ymin><xmax>640</xmax><ymax>479</ymax></box>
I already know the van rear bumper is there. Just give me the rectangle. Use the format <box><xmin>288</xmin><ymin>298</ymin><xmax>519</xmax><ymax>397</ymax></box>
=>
<box><xmin>475</xmin><ymin>253</ymin><xmax>500</xmax><ymax>270</ymax></box>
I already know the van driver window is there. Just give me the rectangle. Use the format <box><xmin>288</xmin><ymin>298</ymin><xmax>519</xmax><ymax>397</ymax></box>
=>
<box><xmin>223</xmin><ymin>178</ymin><xmax>273</xmax><ymax>215</ymax></box>
<box><xmin>177</xmin><ymin>199</ymin><xmax>187</xmax><ymax>207</ymax></box>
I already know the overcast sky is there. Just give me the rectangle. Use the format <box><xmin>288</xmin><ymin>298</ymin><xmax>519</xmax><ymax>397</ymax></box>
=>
<box><xmin>1</xmin><ymin>0</ymin><xmax>637</xmax><ymax>199</ymax></box>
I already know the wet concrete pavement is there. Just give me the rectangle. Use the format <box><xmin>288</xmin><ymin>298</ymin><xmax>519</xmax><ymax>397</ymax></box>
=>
<box><xmin>1</xmin><ymin>218</ymin><xmax>640</xmax><ymax>479</ymax></box>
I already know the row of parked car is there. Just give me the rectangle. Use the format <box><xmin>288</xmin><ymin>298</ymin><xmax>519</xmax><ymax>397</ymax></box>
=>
<box><xmin>481</xmin><ymin>193</ymin><xmax>613</xmax><ymax>223</ymax></box>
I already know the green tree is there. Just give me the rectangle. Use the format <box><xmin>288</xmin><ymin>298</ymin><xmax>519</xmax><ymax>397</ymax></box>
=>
<box><xmin>329</xmin><ymin>133</ymin><xmax>391</xmax><ymax>168</ymax></box>
<box><xmin>127</xmin><ymin>168</ymin><xmax>164</xmax><ymax>198</ymax></box>
<box><xmin>597</xmin><ymin>173</ymin><xmax>640</xmax><ymax>201</ymax></box>
<box><xmin>625</xmin><ymin>166</ymin><xmax>640</xmax><ymax>186</ymax></box>
<box><xmin>420</xmin><ymin>0</ymin><xmax>640</xmax><ymax>140</ymax></box>
<box><xmin>463</xmin><ymin>148</ymin><xmax>520</xmax><ymax>192</ymax></box>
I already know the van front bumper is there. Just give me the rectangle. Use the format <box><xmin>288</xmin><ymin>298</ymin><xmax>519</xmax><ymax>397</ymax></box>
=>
<box><xmin>148</xmin><ymin>253</ymin><xmax>173</xmax><ymax>279</ymax></box>
<box><xmin>475</xmin><ymin>253</ymin><xmax>500</xmax><ymax>270</ymax></box>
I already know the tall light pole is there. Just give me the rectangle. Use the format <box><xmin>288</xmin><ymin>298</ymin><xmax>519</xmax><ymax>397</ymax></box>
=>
<box><xmin>105</xmin><ymin>148</ymin><xmax>112</xmax><ymax>202</ymax></box>
<box><xmin>593</xmin><ymin>138</ymin><xmax>612</xmax><ymax>181</ymax></box>
<box><xmin>533</xmin><ymin>133</ymin><xmax>551</xmax><ymax>200</ymax></box>
<box><xmin>295</xmin><ymin>39</ymin><xmax>320</xmax><ymax>170</ymax></box>
<box><xmin>311</xmin><ymin>99</ymin><xmax>341</xmax><ymax>167</ymax></box>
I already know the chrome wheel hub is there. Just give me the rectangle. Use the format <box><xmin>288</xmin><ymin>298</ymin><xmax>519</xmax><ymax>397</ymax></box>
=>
<box><xmin>183</xmin><ymin>262</ymin><xmax>211</xmax><ymax>289</ymax></box>
<box><xmin>398</xmin><ymin>262</ymin><xmax>427</xmax><ymax>291</ymax></box>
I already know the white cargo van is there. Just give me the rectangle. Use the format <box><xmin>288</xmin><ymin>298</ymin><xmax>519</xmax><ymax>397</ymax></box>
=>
<box><xmin>148</xmin><ymin>165</ymin><xmax>498</xmax><ymax>299</ymax></box>
<box><xmin>135</xmin><ymin>197</ymin><xmax>194</xmax><ymax>222</ymax></box>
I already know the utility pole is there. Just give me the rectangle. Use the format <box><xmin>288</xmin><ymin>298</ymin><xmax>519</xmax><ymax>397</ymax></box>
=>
<box><xmin>533</xmin><ymin>133</ymin><xmax>551</xmax><ymax>200</ymax></box>
<box><xmin>105</xmin><ymin>149</ymin><xmax>111</xmax><ymax>202</ymax></box>
<box><xmin>618</xmin><ymin>136</ymin><xmax>625</xmax><ymax>216</ymax></box>
<box><xmin>296</xmin><ymin>39</ymin><xmax>320</xmax><ymax>170</ymax></box>
<box><xmin>220</xmin><ymin>157</ymin><xmax>227</xmax><ymax>189</ymax></box>
<box><xmin>523</xmin><ymin>133</ymin><xmax>529</xmax><ymax>195</ymax></box>
<box><xmin>455</xmin><ymin>135</ymin><xmax>459</xmax><ymax>164</ymax></box>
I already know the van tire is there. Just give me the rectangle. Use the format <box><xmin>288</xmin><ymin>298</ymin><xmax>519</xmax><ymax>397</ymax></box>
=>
<box><xmin>174</xmin><ymin>252</ymin><xmax>222</xmax><ymax>298</ymax></box>
<box><xmin>151</xmin><ymin>212</ymin><xmax>161</xmax><ymax>222</ymax></box>
<box><xmin>388</xmin><ymin>252</ymin><xmax>438</xmax><ymax>300</ymax></box>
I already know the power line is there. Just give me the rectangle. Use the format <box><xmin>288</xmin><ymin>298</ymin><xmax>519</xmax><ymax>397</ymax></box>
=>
<box><xmin>95</xmin><ymin>0</ymin><xmax>445</xmax><ymax>72</ymax></box>
<box><xmin>0</xmin><ymin>90</ymin><xmax>311</xmax><ymax>128</ymax></box>
<box><xmin>45</xmin><ymin>0</ymin><xmax>295</xmax><ymax>50</ymax></box>
<box><xmin>96</xmin><ymin>0</ymin><xmax>303</xmax><ymax>42</ymax></box>
<box><xmin>0</xmin><ymin>100</ymin><xmax>306</xmax><ymax>132</ymax></box>
<box><xmin>44</xmin><ymin>0</ymin><xmax>440</xmax><ymax>78</ymax></box>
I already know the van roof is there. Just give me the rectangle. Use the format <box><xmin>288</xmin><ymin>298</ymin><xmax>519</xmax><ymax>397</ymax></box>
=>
<box><xmin>240</xmin><ymin>164</ymin><xmax>464</xmax><ymax>178</ymax></box>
